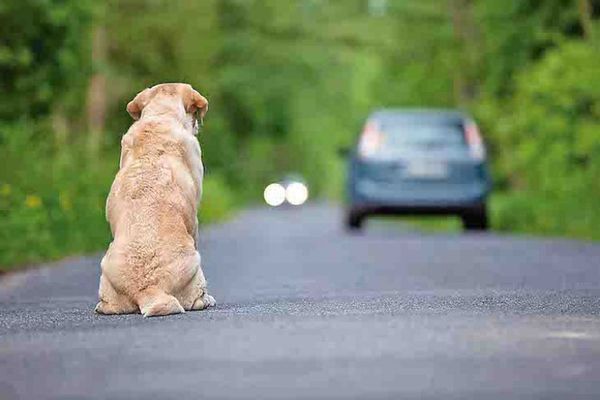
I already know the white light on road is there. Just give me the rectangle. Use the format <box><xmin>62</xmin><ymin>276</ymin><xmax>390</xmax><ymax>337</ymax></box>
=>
<box><xmin>264</xmin><ymin>183</ymin><xmax>286</xmax><ymax>207</ymax></box>
<box><xmin>285</xmin><ymin>182</ymin><xmax>309</xmax><ymax>206</ymax></box>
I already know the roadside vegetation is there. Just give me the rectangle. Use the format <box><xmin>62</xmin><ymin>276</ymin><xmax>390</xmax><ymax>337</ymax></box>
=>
<box><xmin>1</xmin><ymin>0</ymin><xmax>598</xmax><ymax>269</ymax></box>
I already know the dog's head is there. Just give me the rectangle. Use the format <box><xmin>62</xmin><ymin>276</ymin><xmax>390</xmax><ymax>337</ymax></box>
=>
<box><xmin>126</xmin><ymin>83</ymin><xmax>209</xmax><ymax>133</ymax></box>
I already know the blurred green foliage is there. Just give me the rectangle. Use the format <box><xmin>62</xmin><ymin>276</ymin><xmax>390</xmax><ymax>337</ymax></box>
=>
<box><xmin>0</xmin><ymin>122</ymin><xmax>112</xmax><ymax>268</ymax></box>
<box><xmin>480</xmin><ymin>40</ymin><xmax>600</xmax><ymax>239</ymax></box>
<box><xmin>0</xmin><ymin>0</ymin><xmax>93</xmax><ymax>119</ymax></box>
<box><xmin>0</xmin><ymin>0</ymin><xmax>599</xmax><ymax>268</ymax></box>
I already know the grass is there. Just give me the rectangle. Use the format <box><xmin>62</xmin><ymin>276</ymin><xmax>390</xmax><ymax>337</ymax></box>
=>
<box><xmin>0</xmin><ymin>123</ymin><xmax>237</xmax><ymax>272</ymax></box>
<box><xmin>0</xmin><ymin>173</ymin><xmax>236</xmax><ymax>272</ymax></box>
<box><xmin>373</xmin><ymin>216</ymin><xmax>463</xmax><ymax>233</ymax></box>
<box><xmin>372</xmin><ymin>192</ymin><xmax>600</xmax><ymax>240</ymax></box>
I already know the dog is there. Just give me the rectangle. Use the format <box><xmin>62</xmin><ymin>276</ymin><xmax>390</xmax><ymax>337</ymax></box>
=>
<box><xmin>95</xmin><ymin>83</ymin><xmax>215</xmax><ymax>317</ymax></box>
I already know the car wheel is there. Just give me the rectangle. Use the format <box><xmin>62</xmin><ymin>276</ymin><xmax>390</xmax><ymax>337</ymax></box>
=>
<box><xmin>461</xmin><ymin>206</ymin><xmax>489</xmax><ymax>231</ymax></box>
<box><xmin>346</xmin><ymin>209</ymin><xmax>365</xmax><ymax>231</ymax></box>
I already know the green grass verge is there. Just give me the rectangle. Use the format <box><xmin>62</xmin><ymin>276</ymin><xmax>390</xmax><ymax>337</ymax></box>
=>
<box><xmin>0</xmin><ymin>172</ymin><xmax>236</xmax><ymax>272</ymax></box>
<box><xmin>373</xmin><ymin>192</ymin><xmax>600</xmax><ymax>240</ymax></box>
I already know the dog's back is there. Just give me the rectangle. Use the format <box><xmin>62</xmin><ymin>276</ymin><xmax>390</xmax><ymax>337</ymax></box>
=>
<box><xmin>96</xmin><ymin>83</ymin><xmax>214</xmax><ymax>317</ymax></box>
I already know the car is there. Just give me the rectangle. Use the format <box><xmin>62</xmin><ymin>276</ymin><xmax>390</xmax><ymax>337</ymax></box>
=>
<box><xmin>343</xmin><ymin>109</ymin><xmax>491</xmax><ymax>231</ymax></box>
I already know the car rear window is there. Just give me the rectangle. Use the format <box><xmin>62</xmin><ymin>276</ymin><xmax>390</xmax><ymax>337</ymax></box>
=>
<box><xmin>381</xmin><ymin>124</ymin><xmax>466</xmax><ymax>151</ymax></box>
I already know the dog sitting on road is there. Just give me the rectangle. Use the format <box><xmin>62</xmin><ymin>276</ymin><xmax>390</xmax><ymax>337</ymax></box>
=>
<box><xmin>95</xmin><ymin>83</ymin><xmax>216</xmax><ymax>317</ymax></box>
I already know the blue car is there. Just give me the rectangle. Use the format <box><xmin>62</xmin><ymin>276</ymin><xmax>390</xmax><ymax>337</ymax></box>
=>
<box><xmin>344</xmin><ymin>109</ymin><xmax>491</xmax><ymax>231</ymax></box>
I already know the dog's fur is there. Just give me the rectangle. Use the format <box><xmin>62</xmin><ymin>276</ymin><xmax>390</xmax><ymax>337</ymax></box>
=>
<box><xmin>95</xmin><ymin>83</ymin><xmax>215</xmax><ymax>317</ymax></box>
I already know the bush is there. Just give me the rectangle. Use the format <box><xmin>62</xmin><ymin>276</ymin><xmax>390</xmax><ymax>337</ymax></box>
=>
<box><xmin>199</xmin><ymin>173</ymin><xmax>237</xmax><ymax>224</ymax></box>
<box><xmin>0</xmin><ymin>123</ymin><xmax>236</xmax><ymax>271</ymax></box>
<box><xmin>0</xmin><ymin>123</ymin><xmax>114</xmax><ymax>269</ymax></box>
<box><xmin>491</xmin><ymin>192</ymin><xmax>600</xmax><ymax>241</ymax></box>
<box><xmin>0</xmin><ymin>0</ymin><xmax>94</xmax><ymax>120</ymax></box>
<box><xmin>478</xmin><ymin>40</ymin><xmax>600</xmax><ymax>239</ymax></box>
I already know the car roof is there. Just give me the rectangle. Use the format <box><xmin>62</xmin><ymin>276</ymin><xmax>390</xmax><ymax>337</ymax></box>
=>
<box><xmin>369</xmin><ymin>108</ymin><xmax>472</xmax><ymax>125</ymax></box>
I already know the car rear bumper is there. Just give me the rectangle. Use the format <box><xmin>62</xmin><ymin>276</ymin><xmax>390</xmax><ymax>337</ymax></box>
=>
<box><xmin>349</xmin><ymin>180</ymin><xmax>489</xmax><ymax>215</ymax></box>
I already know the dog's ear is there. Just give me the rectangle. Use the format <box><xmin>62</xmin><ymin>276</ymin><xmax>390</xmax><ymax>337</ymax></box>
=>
<box><xmin>126</xmin><ymin>88</ymin><xmax>152</xmax><ymax>120</ymax></box>
<box><xmin>184</xmin><ymin>86</ymin><xmax>209</xmax><ymax>125</ymax></box>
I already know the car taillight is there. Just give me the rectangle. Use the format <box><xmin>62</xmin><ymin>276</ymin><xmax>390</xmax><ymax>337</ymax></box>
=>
<box><xmin>465</xmin><ymin>123</ymin><xmax>485</xmax><ymax>160</ymax></box>
<box><xmin>358</xmin><ymin>121</ymin><xmax>383</xmax><ymax>159</ymax></box>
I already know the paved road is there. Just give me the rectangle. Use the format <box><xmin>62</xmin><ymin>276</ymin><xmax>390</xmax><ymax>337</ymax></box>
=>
<box><xmin>1</xmin><ymin>204</ymin><xmax>600</xmax><ymax>400</ymax></box>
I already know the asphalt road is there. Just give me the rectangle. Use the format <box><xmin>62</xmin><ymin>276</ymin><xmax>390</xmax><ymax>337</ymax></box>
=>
<box><xmin>1</xmin><ymin>204</ymin><xmax>600</xmax><ymax>400</ymax></box>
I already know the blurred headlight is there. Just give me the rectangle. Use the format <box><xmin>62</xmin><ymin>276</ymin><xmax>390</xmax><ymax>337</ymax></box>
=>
<box><xmin>264</xmin><ymin>183</ymin><xmax>286</xmax><ymax>207</ymax></box>
<box><xmin>285</xmin><ymin>182</ymin><xmax>309</xmax><ymax>206</ymax></box>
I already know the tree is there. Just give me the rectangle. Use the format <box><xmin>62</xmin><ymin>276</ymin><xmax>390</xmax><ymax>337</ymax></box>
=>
<box><xmin>0</xmin><ymin>0</ymin><xmax>93</xmax><ymax>122</ymax></box>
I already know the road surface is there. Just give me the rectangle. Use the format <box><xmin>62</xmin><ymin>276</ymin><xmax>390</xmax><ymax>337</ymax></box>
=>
<box><xmin>1</xmin><ymin>204</ymin><xmax>600</xmax><ymax>399</ymax></box>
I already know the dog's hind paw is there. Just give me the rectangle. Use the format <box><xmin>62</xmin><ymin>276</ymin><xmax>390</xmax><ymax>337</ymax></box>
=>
<box><xmin>204</xmin><ymin>294</ymin><xmax>216</xmax><ymax>307</ymax></box>
<box><xmin>95</xmin><ymin>300</ymin><xmax>133</xmax><ymax>315</ymax></box>
<box><xmin>94</xmin><ymin>301</ymin><xmax>107</xmax><ymax>314</ymax></box>
<box><xmin>192</xmin><ymin>293</ymin><xmax>216</xmax><ymax>310</ymax></box>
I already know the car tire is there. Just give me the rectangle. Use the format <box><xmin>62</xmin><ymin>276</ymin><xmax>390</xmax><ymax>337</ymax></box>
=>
<box><xmin>461</xmin><ymin>206</ymin><xmax>489</xmax><ymax>231</ymax></box>
<box><xmin>346</xmin><ymin>209</ymin><xmax>365</xmax><ymax>231</ymax></box>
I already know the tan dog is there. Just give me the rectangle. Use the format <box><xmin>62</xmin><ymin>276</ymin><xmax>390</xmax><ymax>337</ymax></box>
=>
<box><xmin>95</xmin><ymin>83</ymin><xmax>215</xmax><ymax>317</ymax></box>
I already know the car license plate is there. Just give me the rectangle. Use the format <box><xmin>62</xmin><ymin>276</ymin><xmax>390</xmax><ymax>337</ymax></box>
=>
<box><xmin>405</xmin><ymin>161</ymin><xmax>448</xmax><ymax>179</ymax></box>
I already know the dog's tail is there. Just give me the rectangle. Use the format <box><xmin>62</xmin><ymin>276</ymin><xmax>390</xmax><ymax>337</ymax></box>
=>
<box><xmin>137</xmin><ymin>288</ymin><xmax>185</xmax><ymax>318</ymax></box>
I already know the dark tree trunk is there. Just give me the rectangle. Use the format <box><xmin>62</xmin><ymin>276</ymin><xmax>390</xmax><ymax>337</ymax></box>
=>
<box><xmin>578</xmin><ymin>0</ymin><xmax>593</xmax><ymax>40</ymax></box>
<box><xmin>449</xmin><ymin>0</ymin><xmax>481</xmax><ymax>105</ymax></box>
<box><xmin>86</xmin><ymin>24</ymin><xmax>107</xmax><ymax>154</ymax></box>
